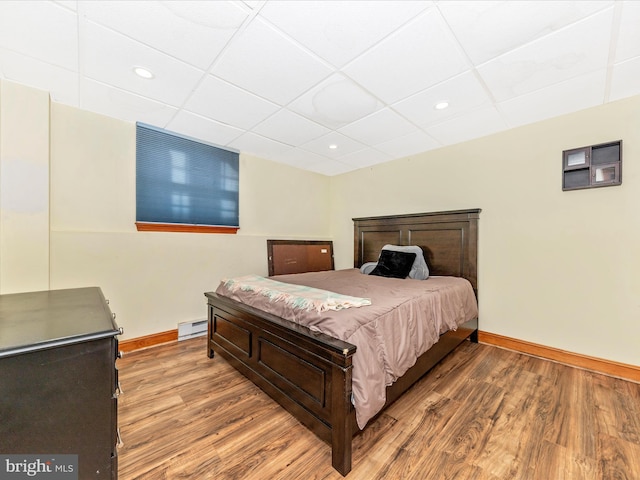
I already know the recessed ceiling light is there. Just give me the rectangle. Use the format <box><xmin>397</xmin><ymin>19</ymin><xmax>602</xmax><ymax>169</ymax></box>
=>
<box><xmin>329</xmin><ymin>144</ymin><xmax>338</xmax><ymax>150</ymax></box>
<box><xmin>133</xmin><ymin>66</ymin><xmax>154</xmax><ymax>79</ymax></box>
<box><xmin>434</xmin><ymin>101</ymin><xmax>449</xmax><ymax>110</ymax></box>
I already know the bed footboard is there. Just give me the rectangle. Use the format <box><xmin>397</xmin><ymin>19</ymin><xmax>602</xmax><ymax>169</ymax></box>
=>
<box><xmin>206</xmin><ymin>292</ymin><xmax>477</xmax><ymax>476</ymax></box>
<box><xmin>205</xmin><ymin>292</ymin><xmax>357</xmax><ymax>475</ymax></box>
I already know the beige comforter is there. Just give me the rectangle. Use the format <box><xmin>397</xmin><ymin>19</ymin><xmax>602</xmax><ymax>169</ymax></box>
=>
<box><xmin>215</xmin><ymin>268</ymin><xmax>478</xmax><ymax>429</ymax></box>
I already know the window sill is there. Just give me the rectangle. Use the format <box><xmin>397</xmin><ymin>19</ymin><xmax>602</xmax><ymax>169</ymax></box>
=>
<box><xmin>135</xmin><ymin>222</ymin><xmax>239</xmax><ymax>234</ymax></box>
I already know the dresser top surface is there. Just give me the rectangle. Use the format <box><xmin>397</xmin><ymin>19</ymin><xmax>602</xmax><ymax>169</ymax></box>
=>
<box><xmin>0</xmin><ymin>287</ymin><xmax>119</xmax><ymax>357</ymax></box>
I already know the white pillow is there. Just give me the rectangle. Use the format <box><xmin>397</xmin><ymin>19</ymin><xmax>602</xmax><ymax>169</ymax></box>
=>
<box><xmin>359</xmin><ymin>262</ymin><xmax>378</xmax><ymax>275</ymax></box>
<box><xmin>382</xmin><ymin>245</ymin><xmax>429</xmax><ymax>280</ymax></box>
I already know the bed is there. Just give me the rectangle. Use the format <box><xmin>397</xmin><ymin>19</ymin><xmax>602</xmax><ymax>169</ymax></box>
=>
<box><xmin>205</xmin><ymin>208</ymin><xmax>480</xmax><ymax>475</ymax></box>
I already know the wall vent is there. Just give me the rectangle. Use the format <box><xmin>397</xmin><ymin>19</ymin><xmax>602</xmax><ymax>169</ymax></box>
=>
<box><xmin>178</xmin><ymin>319</ymin><xmax>207</xmax><ymax>341</ymax></box>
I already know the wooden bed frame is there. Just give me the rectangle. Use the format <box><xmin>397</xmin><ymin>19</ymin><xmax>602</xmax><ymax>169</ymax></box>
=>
<box><xmin>205</xmin><ymin>208</ymin><xmax>480</xmax><ymax>475</ymax></box>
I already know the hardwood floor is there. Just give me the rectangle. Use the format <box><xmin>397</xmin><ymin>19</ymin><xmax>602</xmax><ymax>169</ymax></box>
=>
<box><xmin>117</xmin><ymin>336</ymin><xmax>640</xmax><ymax>479</ymax></box>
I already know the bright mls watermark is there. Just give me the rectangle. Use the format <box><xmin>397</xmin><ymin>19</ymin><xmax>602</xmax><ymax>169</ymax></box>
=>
<box><xmin>0</xmin><ymin>455</ymin><xmax>77</xmax><ymax>479</ymax></box>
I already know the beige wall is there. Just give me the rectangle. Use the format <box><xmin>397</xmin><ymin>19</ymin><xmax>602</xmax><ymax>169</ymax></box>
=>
<box><xmin>329</xmin><ymin>95</ymin><xmax>640</xmax><ymax>367</ymax></box>
<box><xmin>0</xmin><ymin>81</ymin><xmax>50</xmax><ymax>294</ymax></box>
<box><xmin>47</xmin><ymin>103</ymin><xmax>331</xmax><ymax>340</ymax></box>
<box><xmin>2</xmin><ymin>78</ymin><xmax>638</xmax><ymax>368</ymax></box>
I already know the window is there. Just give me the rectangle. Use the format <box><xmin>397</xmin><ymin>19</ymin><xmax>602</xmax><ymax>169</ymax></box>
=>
<box><xmin>136</xmin><ymin>123</ymin><xmax>239</xmax><ymax>233</ymax></box>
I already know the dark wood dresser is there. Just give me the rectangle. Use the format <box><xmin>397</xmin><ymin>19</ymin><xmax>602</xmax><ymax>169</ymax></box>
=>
<box><xmin>0</xmin><ymin>287</ymin><xmax>122</xmax><ymax>479</ymax></box>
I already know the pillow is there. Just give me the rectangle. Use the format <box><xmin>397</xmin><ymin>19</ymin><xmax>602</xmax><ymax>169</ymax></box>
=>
<box><xmin>359</xmin><ymin>262</ymin><xmax>378</xmax><ymax>275</ymax></box>
<box><xmin>381</xmin><ymin>245</ymin><xmax>429</xmax><ymax>280</ymax></box>
<box><xmin>369</xmin><ymin>250</ymin><xmax>416</xmax><ymax>279</ymax></box>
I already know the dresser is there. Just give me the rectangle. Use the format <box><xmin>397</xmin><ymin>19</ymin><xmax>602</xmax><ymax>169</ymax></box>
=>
<box><xmin>0</xmin><ymin>287</ymin><xmax>122</xmax><ymax>479</ymax></box>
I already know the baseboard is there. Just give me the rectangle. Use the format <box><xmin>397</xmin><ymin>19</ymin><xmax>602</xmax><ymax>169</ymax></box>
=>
<box><xmin>479</xmin><ymin>331</ymin><xmax>640</xmax><ymax>383</ymax></box>
<box><xmin>119</xmin><ymin>329</ymin><xmax>179</xmax><ymax>353</ymax></box>
<box><xmin>118</xmin><ymin>328</ymin><xmax>640</xmax><ymax>383</ymax></box>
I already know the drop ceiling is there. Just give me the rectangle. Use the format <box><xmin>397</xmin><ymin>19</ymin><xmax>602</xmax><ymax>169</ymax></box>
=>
<box><xmin>0</xmin><ymin>1</ymin><xmax>638</xmax><ymax>176</ymax></box>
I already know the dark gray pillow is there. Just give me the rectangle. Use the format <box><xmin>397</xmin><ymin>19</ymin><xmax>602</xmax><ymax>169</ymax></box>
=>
<box><xmin>369</xmin><ymin>250</ymin><xmax>416</xmax><ymax>279</ymax></box>
<box><xmin>381</xmin><ymin>244</ymin><xmax>429</xmax><ymax>280</ymax></box>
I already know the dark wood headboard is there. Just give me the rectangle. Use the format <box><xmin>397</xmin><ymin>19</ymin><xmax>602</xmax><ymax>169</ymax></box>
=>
<box><xmin>267</xmin><ymin>240</ymin><xmax>335</xmax><ymax>276</ymax></box>
<box><xmin>353</xmin><ymin>209</ymin><xmax>480</xmax><ymax>293</ymax></box>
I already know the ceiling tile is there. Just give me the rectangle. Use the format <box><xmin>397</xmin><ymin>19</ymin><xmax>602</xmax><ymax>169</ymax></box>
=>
<box><xmin>241</xmin><ymin>1</ymin><xmax>262</xmax><ymax>9</ymax></box>
<box><xmin>0</xmin><ymin>47</ymin><xmax>78</xmax><ymax>105</ymax></box>
<box><xmin>498</xmin><ymin>69</ymin><xmax>607</xmax><ymax>128</ymax></box>
<box><xmin>288</xmin><ymin>73</ymin><xmax>384</xmax><ymax>129</ymax></box>
<box><xmin>166</xmin><ymin>110</ymin><xmax>244</xmax><ymax>147</ymax></box>
<box><xmin>439</xmin><ymin>0</ymin><xmax>612</xmax><ymax>65</ymax></box>
<box><xmin>228</xmin><ymin>132</ymin><xmax>293</xmax><ymax>161</ymax></box>
<box><xmin>273</xmin><ymin>148</ymin><xmax>356</xmax><ymax>176</ymax></box>
<box><xmin>339</xmin><ymin>108</ymin><xmax>420</xmax><ymax>145</ymax></box>
<box><xmin>374</xmin><ymin>130</ymin><xmax>440</xmax><ymax>158</ymax></box>
<box><xmin>80</xmin><ymin>78</ymin><xmax>178</xmax><ymax>126</ymax></box>
<box><xmin>304</xmin><ymin>159</ymin><xmax>355</xmax><ymax>176</ymax></box>
<box><xmin>615</xmin><ymin>1</ymin><xmax>640</xmax><ymax>63</ymax></box>
<box><xmin>211</xmin><ymin>18</ymin><xmax>333</xmax><ymax>105</ymax></box>
<box><xmin>337</xmin><ymin>148</ymin><xmax>394</xmax><ymax>170</ymax></box>
<box><xmin>82</xmin><ymin>21</ymin><xmax>205</xmax><ymax>107</ymax></box>
<box><xmin>425</xmin><ymin>106</ymin><xmax>507</xmax><ymax>146</ymax></box>
<box><xmin>0</xmin><ymin>1</ymin><xmax>78</xmax><ymax>71</ymax></box>
<box><xmin>392</xmin><ymin>71</ymin><xmax>492</xmax><ymax>129</ymax></box>
<box><xmin>270</xmin><ymin>148</ymin><xmax>328</xmax><ymax>169</ymax></box>
<box><xmin>55</xmin><ymin>1</ymin><xmax>77</xmax><ymax>11</ymax></box>
<box><xmin>259</xmin><ymin>0</ymin><xmax>432</xmax><ymax>67</ymax></box>
<box><xmin>343</xmin><ymin>8</ymin><xmax>469</xmax><ymax>104</ymax></box>
<box><xmin>81</xmin><ymin>1</ymin><xmax>248</xmax><ymax>70</ymax></box>
<box><xmin>300</xmin><ymin>131</ymin><xmax>368</xmax><ymax>159</ymax></box>
<box><xmin>477</xmin><ymin>7</ymin><xmax>614</xmax><ymax>102</ymax></box>
<box><xmin>184</xmin><ymin>75</ymin><xmax>280</xmax><ymax>130</ymax></box>
<box><xmin>609</xmin><ymin>56</ymin><xmax>640</xmax><ymax>102</ymax></box>
<box><xmin>252</xmin><ymin>109</ymin><xmax>330</xmax><ymax>146</ymax></box>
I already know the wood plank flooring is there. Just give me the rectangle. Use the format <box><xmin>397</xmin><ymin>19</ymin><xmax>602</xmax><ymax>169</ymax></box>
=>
<box><xmin>117</xmin><ymin>337</ymin><xmax>640</xmax><ymax>479</ymax></box>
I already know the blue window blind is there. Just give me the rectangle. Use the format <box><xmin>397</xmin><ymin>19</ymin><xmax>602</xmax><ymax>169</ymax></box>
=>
<box><xmin>136</xmin><ymin>123</ymin><xmax>239</xmax><ymax>228</ymax></box>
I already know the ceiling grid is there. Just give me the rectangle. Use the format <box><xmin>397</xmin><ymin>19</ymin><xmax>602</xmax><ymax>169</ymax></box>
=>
<box><xmin>0</xmin><ymin>0</ymin><xmax>636</xmax><ymax>175</ymax></box>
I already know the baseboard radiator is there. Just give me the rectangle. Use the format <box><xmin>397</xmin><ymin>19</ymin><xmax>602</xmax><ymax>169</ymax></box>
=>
<box><xmin>178</xmin><ymin>319</ymin><xmax>207</xmax><ymax>341</ymax></box>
